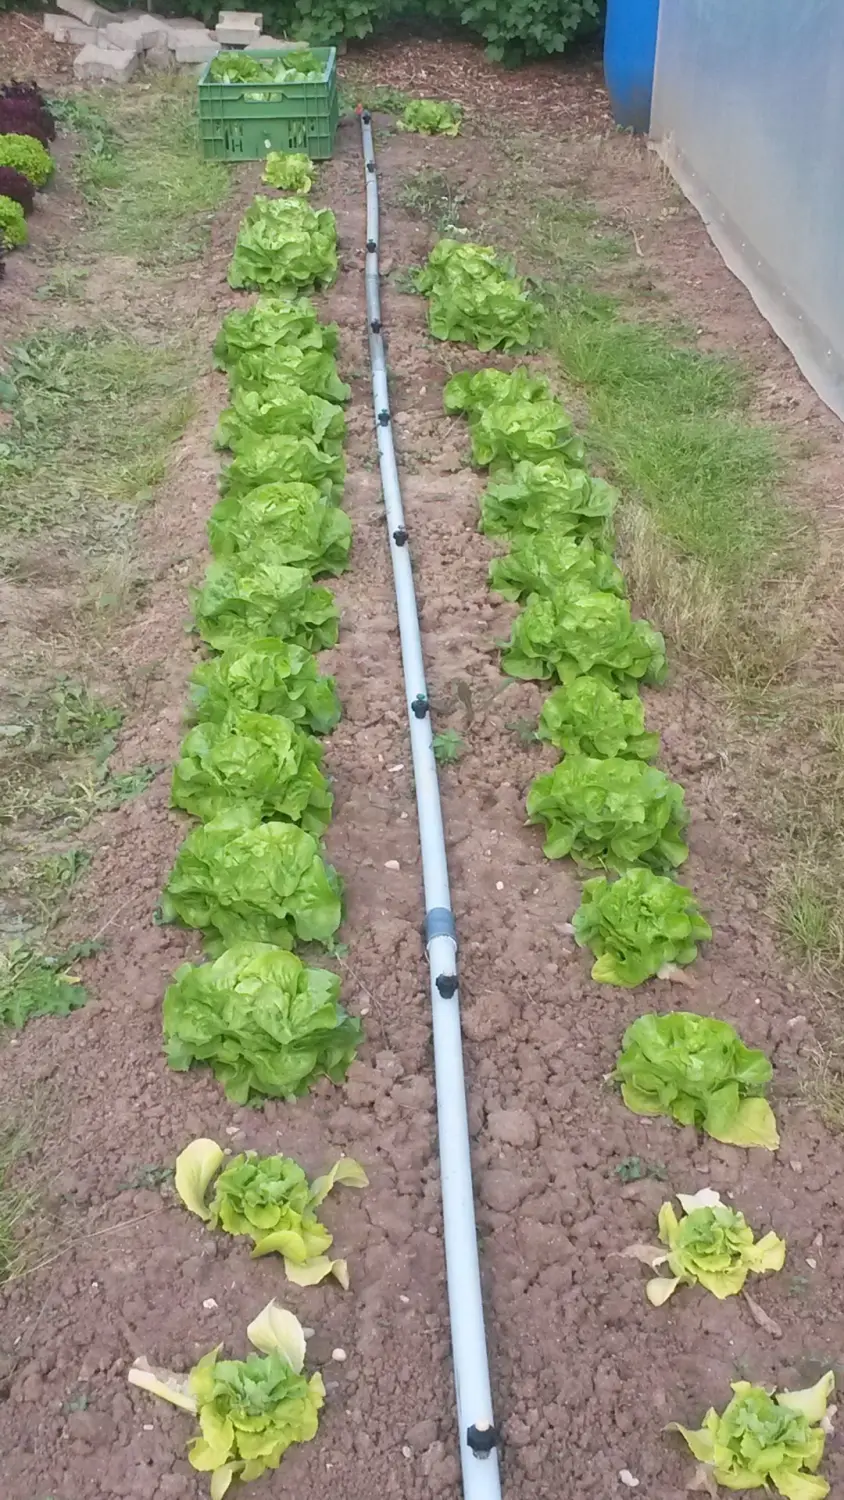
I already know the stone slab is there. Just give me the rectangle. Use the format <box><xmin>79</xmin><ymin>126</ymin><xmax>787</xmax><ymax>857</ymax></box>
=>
<box><xmin>217</xmin><ymin>9</ymin><xmax>262</xmax><ymax>24</ymax></box>
<box><xmin>174</xmin><ymin>36</ymin><xmax>220</xmax><ymax>61</ymax></box>
<box><xmin>57</xmin><ymin>0</ymin><xmax>111</xmax><ymax>25</ymax></box>
<box><xmin>214</xmin><ymin>25</ymin><xmax>260</xmax><ymax>45</ymax></box>
<box><xmin>44</xmin><ymin>12</ymin><xmax>99</xmax><ymax>42</ymax></box>
<box><xmin>73</xmin><ymin>42</ymin><xmax>138</xmax><ymax>81</ymax></box>
<box><xmin>102</xmin><ymin>20</ymin><xmax>146</xmax><ymax>52</ymax></box>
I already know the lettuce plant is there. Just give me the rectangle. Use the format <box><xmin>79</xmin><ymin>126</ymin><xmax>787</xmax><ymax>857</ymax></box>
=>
<box><xmin>0</xmin><ymin>165</ymin><xmax>34</xmax><ymax>215</ymax></box>
<box><xmin>444</xmin><ymin>366</ymin><xmax>551</xmax><ymax>416</ymax></box>
<box><xmin>129</xmin><ymin>1302</ymin><xmax>325</xmax><ymax>1497</ymax></box>
<box><xmin>489</xmin><ymin>534</ymin><xmax>624</xmax><ymax>604</ymax></box>
<box><xmin>208</xmin><ymin>484</ymin><xmax>352</xmax><ymax>575</ymax></box>
<box><xmin>502</xmin><ymin>589</ymin><xmax>667</xmax><ymax>692</ymax></box>
<box><xmin>189</xmin><ymin>638</ymin><xmax>341</xmax><ymax>735</ymax></box>
<box><xmin>175</xmin><ymin>1137</ymin><xmax>367</xmax><ymax>1285</ymax></box>
<box><xmin>191</xmin><ymin>548</ymin><xmax>339</xmax><ymax>654</ymax></box>
<box><xmin>230</xmin><ymin>347</ymin><xmax>350</xmax><ymax>405</ymax></box>
<box><xmin>209</xmin><ymin>52</ymin><xmax>323</xmax><ymax>82</ymax></box>
<box><xmin>171</xmin><ymin>711</ymin><xmax>332</xmax><ymax>831</ymax></box>
<box><xmin>626</xmin><ymin>1188</ymin><xmax>785</xmax><ymax>1305</ymax></box>
<box><xmin>263</xmin><ymin>152</ymin><xmax>314</xmax><ymax>192</ymax></box>
<box><xmin>0</xmin><ymin>97</ymin><xmax>54</xmax><ymax>147</ymax></box>
<box><xmin>480</xmin><ymin>458</ymin><xmax>614</xmax><ymax>541</ymax></box>
<box><xmin>0</xmin><ymin>194</ymin><xmax>26</xmax><ymax>248</ymax></box>
<box><xmin>0</xmin><ymin>133</ymin><xmax>53</xmax><ymax>187</ymax></box>
<box><xmin>164</xmin><ymin>943</ymin><xmax>359</xmax><ymax>1101</ymax></box>
<box><xmin>397</xmin><ymin>99</ymin><xmax>463</xmax><ymax>135</ymax></box>
<box><xmin>538</xmin><ymin>678</ymin><xmax>657</xmax><ymax>760</ymax></box>
<box><xmin>161</xmin><ymin>806</ymin><xmax>342</xmax><ymax>950</ymax></box>
<box><xmin>669</xmin><ymin>1372</ymin><xmax>834</xmax><ymax>1500</ymax></box>
<box><xmin>572</xmin><ymin>867</ymin><xmax>710</xmax><ymax>985</ymax></box>
<box><xmin>214</xmin><ymin>382</ymin><xmax>345</xmax><ymax>455</ymax></box>
<box><xmin>614</xmin><ymin>1011</ymin><xmax>779</xmax><ymax>1150</ymax></box>
<box><xmin>219</xmin><ymin>433</ymin><xmax>344</xmax><ymax>502</ymax></box>
<box><xmin>467</xmin><ymin>396</ymin><xmax>578</xmax><ymax>468</ymax></box>
<box><xmin>416</xmin><ymin>239</ymin><xmax>541</xmax><ymax>352</ymax></box>
<box><xmin>213</xmin><ymin>296</ymin><xmax>339</xmax><ymax>371</ymax></box>
<box><xmin>228</xmin><ymin>196</ymin><xmax>337</xmax><ymax>293</ymax></box>
<box><xmin>527</xmin><ymin>754</ymin><xmax>689</xmax><ymax>870</ymax></box>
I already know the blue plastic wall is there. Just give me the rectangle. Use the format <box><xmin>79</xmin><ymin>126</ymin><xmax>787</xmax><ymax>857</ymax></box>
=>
<box><xmin>650</xmin><ymin>0</ymin><xmax>844</xmax><ymax>418</ymax></box>
<box><xmin>604</xmin><ymin>0</ymin><xmax>661</xmax><ymax>133</ymax></box>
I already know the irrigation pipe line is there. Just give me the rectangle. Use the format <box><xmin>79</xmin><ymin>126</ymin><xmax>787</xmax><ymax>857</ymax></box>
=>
<box><xmin>359</xmin><ymin>110</ymin><xmax>502</xmax><ymax>1500</ymax></box>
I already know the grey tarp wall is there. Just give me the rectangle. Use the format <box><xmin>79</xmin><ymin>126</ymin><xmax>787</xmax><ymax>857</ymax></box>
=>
<box><xmin>650</xmin><ymin>0</ymin><xmax>844</xmax><ymax>418</ymax></box>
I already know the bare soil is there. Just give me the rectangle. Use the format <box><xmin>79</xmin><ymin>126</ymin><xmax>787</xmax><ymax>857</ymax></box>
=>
<box><xmin>1</xmin><ymin>27</ymin><xmax>843</xmax><ymax>1500</ymax></box>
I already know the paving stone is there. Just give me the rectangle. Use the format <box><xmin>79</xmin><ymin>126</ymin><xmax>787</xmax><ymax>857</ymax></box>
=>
<box><xmin>73</xmin><ymin>42</ymin><xmax>138</xmax><ymax>81</ymax></box>
<box><xmin>214</xmin><ymin>23</ymin><xmax>261</xmax><ymax>45</ymax></box>
<box><xmin>57</xmin><ymin>0</ymin><xmax>111</xmax><ymax>25</ymax></box>
<box><xmin>118</xmin><ymin>15</ymin><xmax>169</xmax><ymax>48</ymax></box>
<box><xmin>44</xmin><ymin>12</ymin><xmax>99</xmax><ymax>42</ymax></box>
<box><xmin>102</xmin><ymin>21</ymin><xmax>146</xmax><ymax>52</ymax></box>
<box><xmin>174</xmin><ymin>36</ymin><xmax>220</xmax><ymax>61</ymax></box>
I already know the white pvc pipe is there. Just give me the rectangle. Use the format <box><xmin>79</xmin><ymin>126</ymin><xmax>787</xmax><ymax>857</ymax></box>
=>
<box><xmin>359</xmin><ymin>113</ymin><xmax>502</xmax><ymax>1500</ymax></box>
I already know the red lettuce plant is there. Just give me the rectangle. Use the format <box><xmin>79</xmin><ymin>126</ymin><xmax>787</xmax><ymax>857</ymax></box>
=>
<box><xmin>0</xmin><ymin>165</ymin><xmax>34</xmax><ymax>215</ymax></box>
<box><xmin>0</xmin><ymin>99</ymin><xmax>54</xmax><ymax>149</ymax></box>
<box><xmin>0</xmin><ymin>82</ymin><xmax>55</xmax><ymax>137</ymax></box>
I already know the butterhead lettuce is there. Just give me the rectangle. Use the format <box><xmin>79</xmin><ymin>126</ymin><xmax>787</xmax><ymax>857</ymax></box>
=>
<box><xmin>397</xmin><ymin>99</ymin><xmax>462</xmax><ymax>135</ymax></box>
<box><xmin>213</xmin><ymin>296</ymin><xmax>335</xmax><ymax>371</ymax></box>
<box><xmin>191</xmin><ymin>547</ymin><xmax>339</xmax><ymax>654</ymax></box>
<box><xmin>229</xmin><ymin>346</ymin><xmax>350</xmax><ymax>405</ymax></box>
<box><xmin>572</xmin><ymin>868</ymin><xmax>710</xmax><ymax>986</ymax></box>
<box><xmin>480</xmin><ymin>458</ymin><xmax>615</xmax><ymax>542</ymax></box>
<box><xmin>164</xmin><ymin>941</ymin><xmax>359</xmax><ymax>1101</ymax></box>
<box><xmin>489</xmin><ymin>534</ymin><xmax>625</xmax><ymax>604</ymax></box>
<box><xmin>171</xmin><ymin>711</ymin><xmax>332</xmax><ymax>832</ymax></box>
<box><xmin>219</xmin><ymin>433</ymin><xmax>344</xmax><ymax>502</ymax></box>
<box><xmin>262</xmin><ymin>151</ymin><xmax>314</xmax><ymax>192</ymax></box>
<box><xmin>416</xmin><ymin>239</ymin><xmax>541</xmax><ymax>352</ymax></box>
<box><xmin>214</xmin><ymin>383</ymin><xmax>345</xmax><ymax>455</ymax></box>
<box><xmin>502</xmin><ymin>589</ymin><xmax>667</xmax><ymax>692</ymax></box>
<box><xmin>526</xmin><ymin>755</ymin><xmax>689</xmax><ymax>871</ymax></box>
<box><xmin>537</xmin><ymin>677</ymin><xmax>656</xmax><ymax>760</ymax></box>
<box><xmin>208</xmin><ymin>484</ymin><xmax>352</xmax><ymax>576</ymax></box>
<box><xmin>444</xmin><ymin>366</ymin><xmax>551</xmax><ymax>416</ymax></box>
<box><xmin>189</xmin><ymin>639</ymin><xmax>341</xmax><ymax>735</ymax></box>
<box><xmin>634</xmin><ymin>1189</ymin><xmax>785</xmax><ymax>1305</ymax></box>
<box><xmin>228</xmin><ymin>196</ymin><xmax>337</xmax><ymax>293</ymax></box>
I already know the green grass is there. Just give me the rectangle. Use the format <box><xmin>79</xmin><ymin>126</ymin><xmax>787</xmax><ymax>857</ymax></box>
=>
<box><xmin>0</xmin><ymin>941</ymin><xmax>95</xmax><ymax>1030</ymax></box>
<box><xmin>55</xmin><ymin>78</ymin><xmax>230</xmax><ymax>264</ymax></box>
<box><xmin>0</xmin><ymin>1113</ymin><xmax>40</xmax><ymax>1282</ymax></box>
<box><xmin>338</xmin><ymin>83</ymin><xmax>413</xmax><ymax>115</ymax></box>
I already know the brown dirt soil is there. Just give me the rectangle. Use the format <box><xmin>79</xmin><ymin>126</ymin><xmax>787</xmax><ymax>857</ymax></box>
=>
<box><xmin>1</xmin><ymin>27</ymin><xmax>843</xmax><ymax>1500</ymax></box>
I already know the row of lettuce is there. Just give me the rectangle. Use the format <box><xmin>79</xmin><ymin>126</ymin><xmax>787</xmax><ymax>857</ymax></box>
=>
<box><xmin>0</xmin><ymin>81</ymin><xmax>57</xmax><ymax>263</ymax></box>
<box><xmin>141</xmin><ymin>184</ymin><xmax>373</xmax><ymax>1494</ymax></box>
<box><xmin>415</xmin><ymin>238</ymin><xmax>835</xmax><ymax>1499</ymax></box>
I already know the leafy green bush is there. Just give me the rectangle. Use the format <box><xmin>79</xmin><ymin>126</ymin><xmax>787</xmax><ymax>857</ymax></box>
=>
<box><xmin>614</xmin><ymin>1011</ymin><xmax>779</xmax><ymax>1149</ymax></box>
<box><xmin>171</xmin><ymin>711</ymin><xmax>332</xmax><ymax>831</ymax></box>
<box><xmin>213</xmin><ymin>295</ymin><xmax>338</xmax><ymax>371</ymax></box>
<box><xmin>489</xmin><ymin>533</ymin><xmax>624</xmax><ymax>603</ymax></box>
<box><xmin>208</xmin><ymin>483</ymin><xmax>352</xmax><ymax>575</ymax></box>
<box><xmin>416</xmin><ymin>239</ymin><xmax>541</xmax><ymax>352</ymax></box>
<box><xmin>189</xmin><ymin>638</ymin><xmax>341</xmax><ymax>734</ymax></box>
<box><xmin>0</xmin><ymin>133</ymin><xmax>53</xmax><ymax>188</ymax></box>
<box><xmin>263</xmin><ymin>151</ymin><xmax>314</xmax><ymax>193</ymax></box>
<box><xmin>397</xmin><ymin>99</ymin><xmax>463</xmax><ymax>136</ymax></box>
<box><xmin>164</xmin><ymin>943</ymin><xmax>359</xmax><ymax>1100</ymax></box>
<box><xmin>456</xmin><ymin>0</ymin><xmax>602</xmax><ymax>64</ymax></box>
<box><xmin>572</xmin><ymin>867</ymin><xmax>710</xmax><ymax>985</ymax></box>
<box><xmin>527</xmin><ymin>754</ymin><xmax>689</xmax><ymax>870</ymax></box>
<box><xmin>219</xmin><ymin>433</ymin><xmax>344</xmax><ymax>501</ymax></box>
<box><xmin>228</xmin><ymin>196</ymin><xmax>337</xmax><ymax>292</ymax></box>
<box><xmin>537</xmin><ymin>677</ymin><xmax>657</xmax><ymax>759</ymax></box>
<box><xmin>161</xmin><ymin>806</ymin><xmax>342</xmax><ymax>950</ymax></box>
<box><xmin>480</xmin><ymin>459</ymin><xmax>614</xmax><ymax>543</ymax></box>
<box><xmin>502</xmin><ymin>589</ymin><xmax>667</xmax><ymax>691</ymax></box>
<box><xmin>191</xmin><ymin>546</ymin><xmax>339</xmax><ymax>653</ymax></box>
<box><xmin>214</xmin><ymin>382</ymin><xmax>345</xmax><ymax>454</ymax></box>
<box><xmin>670</xmin><ymin>1372</ymin><xmax>834</xmax><ymax>1498</ymax></box>
<box><xmin>0</xmin><ymin>194</ymin><xmax>26</xmax><ymax>248</ymax></box>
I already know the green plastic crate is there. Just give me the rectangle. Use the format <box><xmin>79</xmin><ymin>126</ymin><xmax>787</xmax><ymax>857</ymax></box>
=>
<box><xmin>198</xmin><ymin>47</ymin><xmax>338</xmax><ymax>162</ymax></box>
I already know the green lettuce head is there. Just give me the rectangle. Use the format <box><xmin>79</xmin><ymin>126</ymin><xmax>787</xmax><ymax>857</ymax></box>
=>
<box><xmin>467</xmin><ymin>396</ymin><xmax>579</xmax><ymax>469</ymax></box>
<box><xmin>191</xmin><ymin>547</ymin><xmax>339</xmax><ymax>654</ymax></box>
<box><xmin>128</xmin><ymin>1302</ymin><xmax>326</xmax><ymax>1498</ymax></box>
<box><xmin>480</xmin><ymin>458</ymin><xmax>614</xmax><ymax>542</ymax></box>
<box><xmin>444</xmin><ymin>366</ymin><xmax>550</xmax><ymax>416</ymax></box>
<box><xmin>160</xmin><ymin>805</ymin><xmax>342</xmax><ymax>950</ymax></box>
<box><xmin>171</xmin><ymin>711</ymin><xmax>332</xmax><ymax>832</ymax></box>
<box><xmin>163</xmin><ymin>941</ymin><xmax>359</xmax><ymax>1101</ymax></box>
<box><xmin>537</xmin><ymin>677</ymin><xmax>656</xmax><ymax>760</ymax></box>
<box><xmin>207</xmin><ymin>484</ymin><xmax>352</xmax><ymax>576</ymax></box>
<box><xmin>262</xmin><ymin>151</ymin><xmax>313</xmax><ymax>192</ymax></box>
<box><xmin>631</xmin><ymin>1188</ymin><xmax>786</xmax><ymax>1304</ymax></box>
<box><xmin>502</xmin><ymin>589</ymin><xmax>667</xmax><ymax>692</ymax></box>
<box><xmin>527</xmin><ymin>755</ymin><xmax>689</xmax><ymax>871</ymax></box>
<box><xmin>228</xmin><ymin>196</ymin><xmax>337</xmax><ymax>293</ymax></box>
<box><xmin>614</xmin><ymin>1011</ymin><xmax>779</xmax><ymax>1150</ymax></box>
<box><xmin>415</xmin><ymin>238</ymin><xmax>541</xmax><ymax>352</ymax></box>
<box><xmin>189</xmin><ymin>638</ymin><xmax>341</xmax><ymax>735</ymax></box>
<box><xmin>214</xmin><ymin>383</ymin><xmax>345</xmax><ymax>455</ymax></box>
<box><xmin>669</xmin><ymin>1372</ymin><xmax>834</xmax><ymax>1500</ymax></box>
<box><xmin>489</xmin><ymin>535</ymin><xmax>624</xmax><ymax>605</ymax></box>
<box><xmin>219</xmin><ymin>433</ymin><xmax>345</xmax><ymax>502</ymax></box>
<box><xmin>213</xmin><ymin>295</ymin><xmax>335</xmax><ymax>371</ymax></box>
<box><xmin>397</xmin><ymin>99</ymin><xmax>463</xmax><ymax>135</ymax></box>
<box><xmin>572</xmin><ymin>867</ymin><xmax>710</xmax><ymax>986</ymax></box>
<box><xmin>175</xmin><ymin>1138</ymin><xmax>368</xmax><ymax>1286</ymax></box>
<box><xmin>229</xmin><ymin>346</ymin><xmax>350</xmax><ymax>404</ymax></box>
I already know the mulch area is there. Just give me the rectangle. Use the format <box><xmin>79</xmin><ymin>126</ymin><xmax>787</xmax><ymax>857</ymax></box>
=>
<box><xmin>0</xmin><ymin>10</ymin><xmax>76</xmax><ymax>86</ymax></box>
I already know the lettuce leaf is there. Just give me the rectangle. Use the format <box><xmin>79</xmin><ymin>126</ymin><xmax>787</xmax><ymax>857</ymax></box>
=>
<box><xmin>480</xmin><ymin>458</ymin><xmax>614</xmax><ymax>542</ymax></box>
<box><xmin>397</xmin><ymin>99</ymin><xmax>463</xmax><ymax>136</ymax></box>
<box><xmin>229</xmin><ymin>347</ymin><xmax>350</xmax><ymax>404</ymax></box>
<box><xmin>526</xmin><ymin>754</ymin><xmax>689</xmax><ymax>870</ymax></box>
<box><xmin>160</xmin><ymin>805</ymin><xmax>342</xmax><ymax>950</ymax></box>
<box><xmin>208</xmin><ymin>484</ymin><xmax>352</xmax><ymax>576</ymax></box>
<box><xmin>537</xmin><ymin>677</ymin><xmax>657</xmax><ymax>759</ymax></box>
<box><xmin>191</xmin><ymin>547</ymin><xmax>339</xmax><ymax>654</ymax></box>
<box><xmin>228</xmin><ymin>196</ymin><xmax>337</xmax><ymax>293</ymax></box>
<box><xmin>219</xmin><ymin>434</ymin><xmax>344</xmax><ymax>502</ymax></box>
<box><xmin>213</xmin><ymin>295</ymin><xmax>332</xmax><ymax>371</ymax></box>
<box><xmin>214</xmin><ymin>383</ymin><xmax>345</xmax><ymax>455</ymax></box>
<box><xmin>489</xmin><ymin>534</ymin><xmax>625</xmax><ymax>604</ymax></box>
<box><xmin>262</xmin><ymin>152</ymin><xmax>313</xmax><ymax>193</ymax></box>
<box><xmin>669</xmin><ymin>1373</ymin><xmax>833</xmax><ymax>1499</ymax></box>
<box><xmin>467</xmin><ymin>396</ymin><xmax>579</xmax><ymax>468</ymax></box>
<box><xmin>643</xmin><ymin>1192</ymin><xmax>785</xmax><ymax>1303</ymax></box>
<box><xmin>415</xmin><ymin>239</ymin><xmax>541</xmax><ymax>352</ymax></box>
<box><xmin>444</xmin><ymin>367</ymin><xmax>551</xmax><ymax>417</ymax></box>
<box><xmin>502</xmin><ymin>589</ymin><xmax>667</xmax><ymax>692</ymax></box>
<box><xmin>171</xmin><ymin>711</ymin><xmax>333</xmax><ymax>832</ymax></box>
<box><xmin>189</xmin><ymin>639</ymin><xmax>341</xmax><ymax>734</ymax></box>
<box><xmin>572</xmin><ymin>868</ymin><xmax>711</xmax><ymax>986</ymax></box>
<box><xmin>164</xmin><ymin>943</ymin><xmax>360</xmax><ymax>1103</ymax></box>
<box><xmin>615</xmin><ymin>1011</ymin><xmax>779</xmax><ymax>1149</ymax></box>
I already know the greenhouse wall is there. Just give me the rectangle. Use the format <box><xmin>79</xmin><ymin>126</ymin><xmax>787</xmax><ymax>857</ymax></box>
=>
<box><xmin>650</xmin><ymin>0</ymin><xmax>844</xmax><ymax>418</ymax></box>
